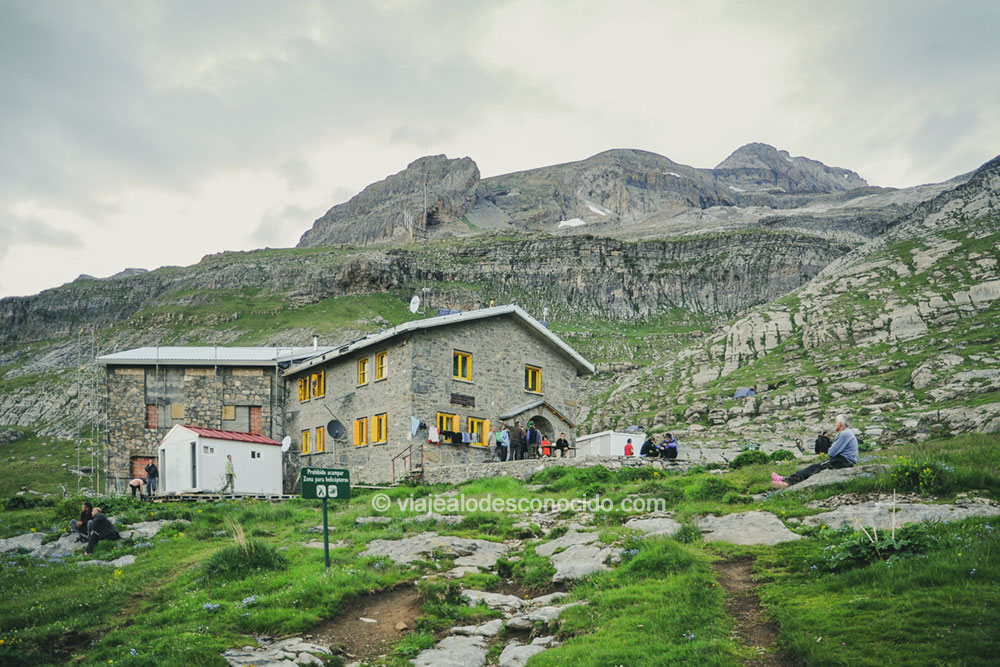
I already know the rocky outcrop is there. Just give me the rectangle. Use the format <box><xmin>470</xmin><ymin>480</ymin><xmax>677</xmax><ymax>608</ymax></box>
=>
<box><xmin>299</xmin><ymin>155</ymin><xmax>480</xmax><ymax>247</ymax></box>
<box><xmin>297</xmin><ymin>144</ymin><xmax>878</xmax><ymax>247</ymax></box>
<box><xmin>714</xmin><ymin>143</ymin><xmax>867</xmax><ymax>194</ymax></box>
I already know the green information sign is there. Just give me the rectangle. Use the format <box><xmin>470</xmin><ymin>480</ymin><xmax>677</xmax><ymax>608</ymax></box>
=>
<box><xmin>301</xmin><ymin>467</ymin><xmax>351</xmax><ymax>571</ymax></box>
<box><xmin>301</xmin><ymin>467</ymin><xmax>351</xmax><ymax>500</ymax></box>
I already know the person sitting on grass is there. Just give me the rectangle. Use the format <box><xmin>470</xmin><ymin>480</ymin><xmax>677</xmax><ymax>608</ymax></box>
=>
<box><xmin>85</xmin><ymin>507</ymin><xmax>121</xmax><ymax>555</ymax></box>
<box><xmin>70</xmin><ymin>500</ymin><xmax>93</xmax><ymax>541</ymax></box>
<box><xmin>772</xmin><ymin>414</ymin><xmax>858</xmax><ymax>489</ymax></box>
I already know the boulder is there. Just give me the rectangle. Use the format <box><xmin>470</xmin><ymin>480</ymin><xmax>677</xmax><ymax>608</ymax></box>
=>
<box><xmin>801</xmin><ymin>500</ymin><xmax>1000</xmax><ymax>530</ymax></box>
<box><xmin>361</xmin><ymin>532</ymin><xmax>508</xmax><ymax>567</ymax></box>
<box><xmin>696</xmin><ymin>511</ymin><xmax>802</xmax><ymax>546</ymax></box>
<box><xmin>624</xmin><ymin>517</ymin><xmax>681</xmax><ymax>537</ymax></box>
<box><xmin>412</xmin><ymin>634</ymin><xmax>487</xmax><ymax>667</ymax></box>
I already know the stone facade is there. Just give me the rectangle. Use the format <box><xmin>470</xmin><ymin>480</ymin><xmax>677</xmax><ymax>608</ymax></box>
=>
<box><xmin>285</xmin><ymin>312</ymin><xmax>589</xmax><ymax>484</ymax></box>
<box><xmin>104</xmin><ymin>364</ymin><xmax>279</xmax><ymax>489</ymax></box>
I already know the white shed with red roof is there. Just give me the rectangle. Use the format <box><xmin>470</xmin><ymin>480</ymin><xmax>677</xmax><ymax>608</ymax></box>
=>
<box><xmin>157</xmin><ymin>424</ymin><xmax>283</xmax><ymax>495</ymax></box>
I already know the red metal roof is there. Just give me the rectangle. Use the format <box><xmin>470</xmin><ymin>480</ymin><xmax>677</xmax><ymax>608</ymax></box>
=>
<box><xmin>182</xmin><ymin>425</ymin><xmax>281</xmax><ymax>446</ymax></box>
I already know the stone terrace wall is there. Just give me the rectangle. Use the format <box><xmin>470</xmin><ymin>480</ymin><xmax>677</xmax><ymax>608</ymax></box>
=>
<box><xmin>418</xmin><ymin>455</ymin><xmax>689</xmax><ymax>486</ymax></box>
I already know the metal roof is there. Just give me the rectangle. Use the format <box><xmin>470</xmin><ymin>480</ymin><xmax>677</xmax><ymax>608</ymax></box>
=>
<box><xmin>285</xmin><ymin>305</ymin><xmax>595</xmax><ymax>377</ymax></box>
<box><xmin>179</xmin><ymin>425</ymin><xmax>281</xmax><ymax>445</ymax></box>
<box><xmin>98</xmin><ymin>346</ymin><xmax>333</xmax><ymax>367</ymax></box>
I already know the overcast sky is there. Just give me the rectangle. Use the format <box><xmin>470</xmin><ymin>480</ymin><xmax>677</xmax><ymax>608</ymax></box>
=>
<box><xmin>1</xmin><ymin>0</ymin><xmax>998</xmax><ymax>298</ymax></box>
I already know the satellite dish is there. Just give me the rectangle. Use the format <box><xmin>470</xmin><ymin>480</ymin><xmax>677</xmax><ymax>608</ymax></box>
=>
<box><xmin>409</xmin><ymin>295</ymin><xmax>421</xmax><ymax>313</ymax></box>
<box><xmin>280</xmin><ymin>436</ymin><xmax>292</xmax><ymax>452</ymax></box>
<box><xmin>327</xmin><ymin>420</ymin><xmax>347</xmax><ymax>439</ymax></box>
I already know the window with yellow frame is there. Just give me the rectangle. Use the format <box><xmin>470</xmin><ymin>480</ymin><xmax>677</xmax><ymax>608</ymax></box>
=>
<box><xmin>375</xmin><ymin>351</ymin><xmax>387</xmax><ymax>380</ymax></box>
<box><xmin>453</xmin><ymin>351</ymin><xmax>471</xmax><ymax>380</ymax></box>
<box><xmin>311</xmin><ymin>371</ymin><xmax>325</xmax><ymax>398</ymax></box>
<box><xmin>468</xmin><ymin>417</ymin><xmax>488</xmax><ymax>446</ymax></box>
<box><xmin>524</xmin><ymin>365</ymin><xmax>541</xmax><ymax>393</ymax></box>
<box><xmin>437</xmin><ymin>412</ymin><xmax>457</xmax><ymax>433</ymax></box>
<box><xmin>315</xmin><ymin>426</ymin><xmax>325</xmax><ymax>452</ymax></box>
<box><xmin>301</xmin><ymin>429</ymin><xmax>310</xmax><ymax>454</ymax></box>
<box><xmin>372</xmin><ymin>413</ymin><xmax>387</xmax><ymax>443</ymax></box>
<box><xmin>357</xmin><ymin>357</ymin><xmax>369</xmax><ymax>385</ymax></box>
<box><xmin>297</xmin><ymin>377</ymin><xmax>309</xmax><ymax>402</ymax></box>
<box><xmin>353</xmin><ymin>417</ymin><xmax>368</xmax><ymax>446</ymax></box>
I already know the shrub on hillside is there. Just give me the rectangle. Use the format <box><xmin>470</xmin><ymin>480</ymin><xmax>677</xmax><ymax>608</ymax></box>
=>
<box><xmin>689</xmin><ymin>477</ymin><xmax>734</xmax><ymax>500</ymax></box>
<box><xmin>819</xmin><ymin>523</ymin><xmax>940</xmax><ymax>572</ymax></box>
<box><xmin>202</xmin><ymin>518</ymin><xmax>288</xmax><ymax>581</ymax></box>
<box><xmin>729</xmin><ymin>450</ymin><xmax>770</xmax><ymax>469</ymax></box>
<box><xmin>768</xmin><ymin>449</ymin><xmax>795</xmax><ymax>462</ymax></box>
<box><xmin>890</xmin><ymin>456</ymin><xmax>945</xmax><ymax>496</ymax></box>
<box><xmin>4</xmin><ymin>495</ymin><xmax>55</xmax><ymax>511</ymax></box>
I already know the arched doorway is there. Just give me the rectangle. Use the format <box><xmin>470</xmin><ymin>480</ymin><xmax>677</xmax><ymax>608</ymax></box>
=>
<box><xmin>527</xmin><ymin>415</ymin><xmax>554</xmax><ymax>441</ymax></box>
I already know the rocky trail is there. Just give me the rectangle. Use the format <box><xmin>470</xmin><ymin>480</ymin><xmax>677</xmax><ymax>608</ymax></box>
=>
<box><xmin>713</xmin><ymin>558</ymin><xmax>800</xmax><ymax>667</ymax></box>
<box><xmin>310</xmin><ymin>586</ymin><xmax>423</xmax><ymax>663</ymax></box>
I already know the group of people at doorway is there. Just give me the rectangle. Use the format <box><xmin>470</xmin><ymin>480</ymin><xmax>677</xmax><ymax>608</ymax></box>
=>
<box><xmin>490</xmin><ymin>421</ymin><xmax>570</xmax><ymax>461</ymax></box>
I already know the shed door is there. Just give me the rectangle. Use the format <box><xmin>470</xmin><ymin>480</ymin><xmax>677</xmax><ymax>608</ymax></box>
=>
<box><xmin>131</xmin><ymin>456</ymin><xmax>156</xmax><ymax>479</ymax></box>
<box><xmin>190</xmin><ymin>441</ymin><xmax>197</xmax><ymax>488</ymax></box>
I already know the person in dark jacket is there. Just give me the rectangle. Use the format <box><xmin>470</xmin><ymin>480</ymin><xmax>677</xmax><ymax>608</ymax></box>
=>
<box><xmin>145</xmin><ymin>461</ymin><xmax>159</xmax><ymax>495</ymax></box>
<box><xmin>70</xmin><ymin>501</ymin><xmax>93</xmax><ymax>540</ymax></box>
<box><xmin>639</xmin><ymin>438</ymin><xmax>655</xmax><ymax>457</ymax></box>
<box><xmin>554</xmin><ymin>433</ymin><xmax>570</xmax><ymax>457</ymax></box>
<box><xmin>509</xmin><ymin>422</ymin><xmax>525</xmax><ymax>461</ymax></box>
<box><xmin>85</xmin><ymin>507</ymin><xmax>121</xmax><ymax>555</ymax></box>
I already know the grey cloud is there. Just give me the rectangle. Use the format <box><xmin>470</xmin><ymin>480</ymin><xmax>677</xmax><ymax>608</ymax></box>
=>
<box><xmin>248</xmin><ymin>204</ymin><xmax>312</xmax><ymax>247</ymax></box>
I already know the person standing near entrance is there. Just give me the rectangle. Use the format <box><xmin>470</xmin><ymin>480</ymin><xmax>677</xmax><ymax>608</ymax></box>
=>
<box><xmin>221</xmin><ymin>454</ymin><xmax>236</xmax><ymax>495</ymax></box>
<box><xmin>145</xmin><ymin>461</ymin><xmax>159</xmax><ymax>496</ymax></box>
<box><xmin>509</xmin><ymin>421</ymin><xmax>525</xmax><ymax>461</ymax></box>
<box><xmin>499</xmin><ymin>424</ymin><xmax>511</xmax><ymax>462</ymax></box>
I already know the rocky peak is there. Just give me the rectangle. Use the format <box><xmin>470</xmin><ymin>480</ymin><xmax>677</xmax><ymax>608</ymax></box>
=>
<box><xmin>714</xmin><ymin>142</ymin><xmax>868</xmax><ymax>194</ymax></box>
<box><xmin>297</xmin><ymin>154</ymin><xmax>480</xmax><ymax>247</ymax></box>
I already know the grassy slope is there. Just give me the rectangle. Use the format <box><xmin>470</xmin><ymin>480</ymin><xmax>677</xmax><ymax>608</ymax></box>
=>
<box><xmin>0</xmin><ymin>431</ymin><xmax>87</xmax><ymax>499</ymax></box>
<box><xmin>1</xmin><ymin>434</ymin><xmax>997</xmax><ymax>666</ymax></box>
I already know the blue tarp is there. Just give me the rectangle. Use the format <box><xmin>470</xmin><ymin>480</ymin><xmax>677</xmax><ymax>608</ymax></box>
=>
<box><xmin>734</xmin><ymin>387</ymin><xmax>756</xmax><ymax>398</ymax></box>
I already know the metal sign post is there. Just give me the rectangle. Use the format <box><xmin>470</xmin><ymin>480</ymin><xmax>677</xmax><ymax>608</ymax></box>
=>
<box><xmin>300</xmin><ymin>467</ymin><xmax>351</xmax><ymax>570</ymax></box>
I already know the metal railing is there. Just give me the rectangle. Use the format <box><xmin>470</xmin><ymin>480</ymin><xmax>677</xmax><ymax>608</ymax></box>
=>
<box><xmin>391</xmin><ymin>441</ymin><xmax>424</xmax><ymax>485</ymax></box>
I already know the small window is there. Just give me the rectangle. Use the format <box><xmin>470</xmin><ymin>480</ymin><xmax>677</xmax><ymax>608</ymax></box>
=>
<box><xmin>354</xmin><ymin>418</ymin><xmax>368</xmax><ymax>446</ymax></box>
<box><xmin>358</xmin><ymin>358</ymin><xmax>369</xmax><ymax>386</ymax></box>
<box><xmin>525</xmin><ymin>365</ymin><xmax>541</xmax><ymax>393</ymax></box>
<box><xmin>437</xmin><ymin>412</ymin><xmax>457</xmax><ymax>433</ymax></box>
<box><xmin>170</xmin><ymin>403</ymin><xmax>185</xmax><ymax>420</ymax></box>
<box><xmin>250</xmin><ymin>450</ymin><xmax>261</xmax><ymax>460</ymax></box>
<box><xmin>301</xmin><ymin>429</ymin><xmax>310</xmax><ymax>454</ymax></box>
<box><xmin>312</xmin><ymin>371</ymin><xmax>325</xmax><ymax>398</ymax></box>
<box><xmin>221</xmin><ymin>405</ymin><xmax>236</xmax><ymax>421</ymax></box>
<box><xmin>468</xmin><ymin>417</ymin><xmax>487</xmax><ymax>446</ymax></box>
<box><xmin>372</xmin><ymin>413</ymin><xmax>387</xmax><ymax>443</ymax></box>
<box><xmin>315</xmin><ymin>426</ymin><xmax>325</xmax><ymax>453</ymax></box>
<box><xmin>453</xmin><ymin>351</ymin><xmax>471</xmax><ymax>380</ymax></box>
<box><xmin>202</xmin><ymin>444</ymin><xmax>215</xmax><ymax>455</ymax></box>
<box><xmin>298</xmin><ymin>377</ymin><xmax>309</xmax><ymax>402</ymax></box>
<box><xmin>146</xmin><ymin>404</ymin><xmax>158</xmax><ymax>430</ymax></box>
<box><xmin>375</xmin><ymin>351</ymin><xmax>387</xmax><ymax>380</ymax></box>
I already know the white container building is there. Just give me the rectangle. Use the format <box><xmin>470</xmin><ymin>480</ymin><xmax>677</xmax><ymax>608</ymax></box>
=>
<box><xmin>575</xmin><ymin>430</ymin><xmax>646</xmax><ymax>457</ymax></box>
<box><xmin>157</xmin><ymin>425</ymin><xmax>283</xmax><ymax>495</ymax></box>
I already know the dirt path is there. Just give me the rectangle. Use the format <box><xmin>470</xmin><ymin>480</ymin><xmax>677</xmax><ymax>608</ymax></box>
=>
<box><xmin>713</xmin><ymin>557</ymin><xmax>801</xmax><ymax>667</ymax></box>
<box><xmin>309</xmin><ymin>585</ymin><xmax>423</xmax><ymax>662</ymax></box>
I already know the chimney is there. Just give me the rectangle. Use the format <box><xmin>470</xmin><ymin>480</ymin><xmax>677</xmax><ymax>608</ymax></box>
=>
<box><xmin>312</xmin><ymin>334</ymin><xmax>318</xmax><ymax>351</ymax></box>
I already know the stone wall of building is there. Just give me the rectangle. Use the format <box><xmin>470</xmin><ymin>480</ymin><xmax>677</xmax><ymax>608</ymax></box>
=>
<box><xmin>283</xmin><ymin>313</ymin><xmax>588</xmax><ymax>486</ymax></box>
<box><xmin>104</xmin><ymin>364</ymin><xmax>277</xmax><ymax>491</ymax></box>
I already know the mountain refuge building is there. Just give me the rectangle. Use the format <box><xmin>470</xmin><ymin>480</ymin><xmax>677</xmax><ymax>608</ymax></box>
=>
<box><xmin>98</xmin><ymin>305</ymin><xmax>594</xmax><ymax>490</ymax></box>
